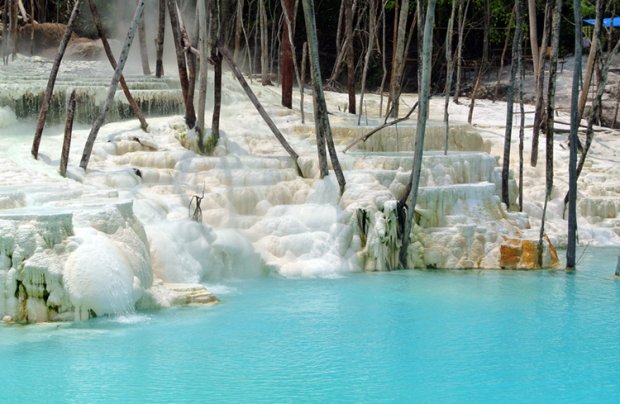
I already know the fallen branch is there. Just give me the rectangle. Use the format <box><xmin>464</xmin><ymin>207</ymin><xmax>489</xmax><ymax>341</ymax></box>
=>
<box><xmin>343</xmin><ymin>101</ymin><xmax>418</xmax><ymax>153</ymax></box>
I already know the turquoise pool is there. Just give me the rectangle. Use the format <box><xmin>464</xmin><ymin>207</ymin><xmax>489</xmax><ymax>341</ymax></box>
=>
<box><xmin>1</xmin><ymin>248</ymin><xmax>619</xmax><ymax>403</ymax></box>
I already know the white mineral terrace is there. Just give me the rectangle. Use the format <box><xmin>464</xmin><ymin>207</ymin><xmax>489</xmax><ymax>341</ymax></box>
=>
<box><xmin>0</xmin><ymin>55</ymin><xmax>619</xmax><ymax>323</ymax></box>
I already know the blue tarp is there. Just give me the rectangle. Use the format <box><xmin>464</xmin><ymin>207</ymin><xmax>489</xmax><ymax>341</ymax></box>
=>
<box><xmin>584</xmin><ymin>17</ymin><xmax>620</xmax><ymax>27</ymax></box>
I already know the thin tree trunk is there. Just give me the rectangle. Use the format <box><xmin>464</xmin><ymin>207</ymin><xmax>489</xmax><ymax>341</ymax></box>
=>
<box><xmin>31</xmin><ymin>0</ymin><xmax>82</xmax><ymax>159</ymax></box>
<box><xmin>211</xmin><ymin>0</ymin><xmax>222</xmax><ymax>141</ymax></box>
<box><xmin>567</xmin><ymin>0</ymin><xmax>582</xmax><ymax>270</ymax></box>
<box><xmin>2</xmin><ymin>0</ymin><xmax>9</xmax><ymax>64</ymax></box>
<box><xmin>389</xmin><ymin>0</ymin><xmax>409</xmax><ymax>117</ymax></box>
<box><xmin>280</xmin><ymin>0</ymin><xmax>294</xmax><ymax>108</ymax></box>
<box><xmin>399</xmin><ymin>0</ymin><xmax>436</xmax><ymax>268</ymax></box>
<box><xmin>218</xmin><ymin>44</ymin><xmax>301</xmax><ymax>170</ymax></box>
<box><xmin>300</xmin><ymin>41</ymin><xmax>307</xmax><ymax>124</ymax></box>
<box><xmin>167</xmin><ymin>0</ymin><xmax>196</xmax><ymax>128</ymax></box>
<box><xmin>531</xmin><ymin>1</ymin><xmax>551</xmax><ymax>166</ymax></box>
<box><xmin>155</xmin><ymin>0</ymin><xmax>166</xmax><ymax>78</ymax></box>
<box><xmin>80</xmin><ymin>0</ymin><xmax>145</xmax><ymax>170</ymax></box>
<box><xmin>453</xmin><ymin>0</ymin><xmax>470</xmax><ymax>104</ymax></box>
<box><xmin>443</xmin><ymin>0</ymin><xmax>457</xmax><ymax>154</ymax></box>
<box><xmin>137</xmin><ymin>0</ymin><xmax>151</xmax><ymax>75</ymax></box>
<box><xmin>233</xmin><ymin>0</ymin><xmax>244</xmax><ymax>63</ymax></box>
<box><xmin>10</xmin><ymin>0</ymin><xmax>18</xmax><ymax>60</ymax></box>
<box><xmin>518</xmin><ymin>45</ymin><xmax>525</xmax><ymax>212</ymax></box>
<box><xmin>501</xmin><ymin>0</ymin><xmax>523</xmax><ymax>208</ymax></box>
<box><xmin>59</xmin><ymin>89</ymin><xmax>76</xmax><ymax>177</ymax></box>
<box><xmin>345</xmin><ymin>0</ymin><xmax>355</xmax><ymax>114</ymax></box>
<box><xmin>379</xmin><ymin>1</ymin><xmax>387</xmax><ymax>116</ymax></box>
<box><xmin>29</xmin><ymin>0</ymin><xmax>35</xmax><ymax>55</ymax></box>
<box><xmin>527</xmin><ymin>0</ymin><xmax>539</xmax><ymax>75</ymax></box>
<box><xmin>301</xmin><ymin>0</ymin><xmax>346</xmax><ymax>193</ymax></box>
<box><xmin>358</xmin><ymin>0</ymin><xmax>378</xmax><ymax>125</ymax></box>
<box><xmin>259</xmin><ymin>0</ymin><xmax>272</xmax><ymax>85</ymax></box>
<box><xmin>87</xmin><ymin>0</ymin><xmax>148</xmax><ymax>131</ymax></box>
<box><xmin>196</xmin><ymin>0</ymin><xmax>209</xmax><ymax>151</ymax></box>
<box><xmin>577</xmin><ymin>0</ymin><xmax>603</xmax><ymax>121</ymax></box>
<box><xmin>467</xmin><ymin>0</ymin><xmax>490</xmax><ymax>124</ymax></box>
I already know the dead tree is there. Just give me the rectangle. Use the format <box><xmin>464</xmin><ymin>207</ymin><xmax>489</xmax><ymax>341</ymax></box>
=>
<box><xmin>501</xmin><ymin>0</ymin><xmax>523</xmax><ymax>208</ymax></box>
<box><xmin>80</xmin><ymin>0</ymin><xmax>145</xmax><ymax>170</ymax></box>
<box><xmin>137</xmin><ymin>0</ymin><xmax>151</xmax><ymax>75</ymax></box>
<box><xmin>578</xmin><ymin>0</ymin><xmax>603</xmax><ymax>122</ymax></box>
<box><xmin>196</xmin><ymin>0</ymin><xmax>209</xmax><ymax>151</ymax></box>
<box><xmin>31</xmin><ymin>0</ymin><xmax>83</xmax><ymax>159</ymax></box>
<box><xmin>10</xmin><ymin>0</ymin><xmax>17</xmax><ymax>60</ymax></box>
<box><xmin>87</xmin><ymin>0</ymin><xmax>148</xmax><ymax>131</ymax></box>
<box><xmin>218</xmin><ymin>44</ymin><xmax>302</xmax><ymax>172</ymax></box>
<box><xmin>280</xmin><ymin>0</ymin><xmax>295</xmax><ymax>109</ymax></box>
<box><xmin>59</xmin><ymin>89</ymin><xmax>77</xmax><ymax>177</ymax></box>
<box><xmin>467</xmin><ymin>0</ymin><xmax>490</xmax><ymax>124</ymax></box>
<box><xmin>211</xmin><ymin>0</ymin><xmax>222</xmax><ymax>141</ymax></box>
<box><xmin>302</xmin><ymin>0</ymin><xmax>346</xmax><ymax>193</ymax></box>
<box><xmin>2</xmin><ymin>1</ymin><xmax>9</xmax><ymax>64</ymax></box>
<box><xmin>453</xmin><ymin>0</ymin><xmax>470</xmax><ymax>104</ymax></box>
<box><xmin>400</xmin><ymin>0</ymin><xmax>436</xmax><ymax>268</ymax></box>
<box><xmin>388</xmin><ymin>0</ymin><xmax>409</xmax><ymax>117</ymax></box>
<box><xmin>493</xmin><ymin>4</ymin><xmax>515</xmax><ymax>102</ymax></box>
<box><xmin>259</xmin><ymin>0</ymin><xmax>272</xmax><ymax>85</ymax></box>
<box><xmin>358</xmin><ymin>0</ymin><xmax>378</xmax><ymax>125</ymax></box>
<box><xmin>345</xmin><ymin>0</ymin><xmax>355</xmax><ymax>114</ymax></box>
<box><xmin>531</xmin><ymin>1</ymin><xmax>551</xmax><ymax>167</ymax></box>
<box><xmin>443</xmin><ymin>0</ymin><xmax>457</xmax><ymax>154</ymax></box>
<box><xmin>155</xmin><ymin>0</ymin><xmax>166</xmax><ymax>78</ymax></box>
<box><xmin>167</xmin><ymin>0</ymin><xmax>196</xmax><ymax>129</ymax></box>
<box><xmin>567</xmin><ymin>0</ymin><xmax>582</xmax><ymax>270</ymax></box>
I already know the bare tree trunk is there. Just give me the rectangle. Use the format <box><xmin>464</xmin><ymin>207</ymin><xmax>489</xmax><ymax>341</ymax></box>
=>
<box><xmin>155</xmin><ymin>0</ymin><xmax>166</xmax><ymax>78</ymax></box>
<box><xmin>196</xmin><ymin>0</ymin><xmax>209</xmax><ymax>150</ymax></box>
<box><xmin>137</xmin><ymin>0</ymin><xmax>151</xmax><ymax>75</ymax></box>
<box><xmin>2</xmin><ymin>0</ymin><xmax>9</xmax><ymax>64</ymax></box>
<box><xmin>167</xmin><ymin>0</ymin><xmax>196</xmax><ymax>128</ymax></box>
<box><xmin>567</xmin><ymin>0</ymin><xmax>582</xmax><ymax>270</ymax></box>
<box><xmin>87</xmin><ymin>0</ymin><xmax>148</xmax><ymax>131</ymax></box>
<box><xmin>531</xmin><ymin>1</ymin><xmax>551</xmax><ymax>167</ymax></box>
<box><xmin>10</xmin><ymin>0</ymin><xmax>18</xmax><ymax>60</ymax></box>
<box><xmin>399</xmin><ymin>0</ymin><xmax>436</xmax><ymax>268</ymax></box>
<box><xmin>358</xmin><ymin>0</ymin><xmax>378</xmax><ymax>125</ymax></box>
<box><xmin>59</xmin><ymin>89</ymin><xmax>76</xmax><ymax>177</ymax></box>
<box><xmin>300</xmin><ymin>41</ymin><xmax>307</xmax><ymax>124</ymax></box>
<box><xmin>467</xmin><ymin>0</ymin><xmax>489</xmax><ymax>124</ymax></box>
<box><xmin>518</xmin><ymin>46</ymin><xmax>525</xmax><ymax>212</ymax></box>
<box><xmin>31</xmin><ymin>0</ymin><xmax>82</xmax><ymax>159</ymax></box>
<box><xmin>80</xmin><ymin>0</ymin><xmax>145</xmax><ymax>170</ymax></box>
<box><xmin>280</xmin><ymin>0</ymin><xmax>294</xmax><ymax>108</ymax></box>
<box><xmin>218</xmin><ymin>44</ymin><xmax>301</xmax><ymax>169</ymax></box>
<box><xmin>379</xmin><ymin>1</ymin><xmax>387</xmax><ymax>116</ymax></box>
<box><xmin>577</xmin><ymin>0</ymin><xmax>603</xmax><ymax>121</ymax></box>
<box><xmin>259</xmin><ymin>0</ymin><xmax>272</xmax><ymax>85</ymax></box>
<box><xmin>443</xmin><ymin>0</ymin><xmax>457</xmax><ymax>154</ymax></box>
<box><xmin>345</xmin><ymin>0</ymin><xmax>355</xmax><ymax>114</ymax></box>
<box><xmin>301</xmin><ymin>0</ymin><xmax>346</xmax><ymax>193</ymax></box>
<box><xmin>211</xmin><ymin>0</ymin><xmax>222</xmax><ymax>141</ymax></box>
<box><xmin>527</xmin><ymin>0</ymin><xmax>539</xmax><ymax>75</ymax></box>
<box><xmin>233</xmin><ymin>0</ymin><xmax>244</xmax><ymax>63</ymax></box>
<box><xmin>501</xmin><ymin>0</ymin><xmax>523</xmax><ymax>208</ymax></box>
<box><xmin>389</xmin><ymin>0</ymin><xmax>409</xmax><ymax>117</ymax></box>
<box><xmin>453</xmin><ymin>0</ymin><xmax>470</xmax><ymax>105</ymax></box>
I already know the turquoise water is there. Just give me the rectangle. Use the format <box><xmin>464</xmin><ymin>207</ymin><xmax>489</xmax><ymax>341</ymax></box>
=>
<box><xmin>1</xmin><ymin>248</ymin><xmax>619</xmax><ymax>403</ymax></box>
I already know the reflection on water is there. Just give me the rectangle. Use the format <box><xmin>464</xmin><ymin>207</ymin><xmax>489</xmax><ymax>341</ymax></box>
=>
<box><xmin>0</xmin><ymin>247</ymin><xmax>619</xmax><ymax>402</ymax></box>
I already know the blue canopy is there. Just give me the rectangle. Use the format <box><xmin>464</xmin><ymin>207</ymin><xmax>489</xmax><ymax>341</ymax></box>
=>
<box><xmin>584</xmin><ymin>17</ymin><xmax>620</xmax><ymax>27</ymax></box>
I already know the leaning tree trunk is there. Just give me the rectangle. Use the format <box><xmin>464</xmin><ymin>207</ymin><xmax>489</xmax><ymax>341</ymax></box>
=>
<box><xmin>88</xmin><ymin>0</ymin><xmax>148</xmax><ymax>131</ymax></box>
<box><xmin>578</xmin><ymin>0</ymin><xmax>603</xmax><ymax>122</ymax></box>
<box><xmin>80</xmin><ymin>0</ymin><xmax>145</xmax><ymax>170</ymax></box>
<box><xmin>137</xmin><ymin>0</ymin><xmax>151</xmax><ymax>75</ymax></box>
<box><xmin>443</xmin><ymin>0</ymin><xmax>457</xmax><ymax>154</ymax></box>
<box><xmin>155</xmin><ymin>0</ymin><xmax>166</xmax><ymax>78</ymax></box>
<box><xmin>31</xmin><ymin>0</ymin><xmax>83</xmax><ymax>159</ymax></box>
<box><xmin>167</xmin><ymin>0</ymin><xmax>196</xmax><ymax>128</ymax></box>
<box><xmin>501</xmin><ymin>0</ymin><xmax>523</xmax><ymax>208</ymax></box>
<box><xmin>399</xmin><ymin>0</ymin><xmax>436</xmax><ymax>268</ymax></box>
<box><xmin>301</xmin><ymin>0</ymin><xmax>346</xmax><ymax>193</ymax></box>
<box><xmin>567</xmin><ymin>0</ymin><xmax>582</xmax><ymax>270</ymax></box>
